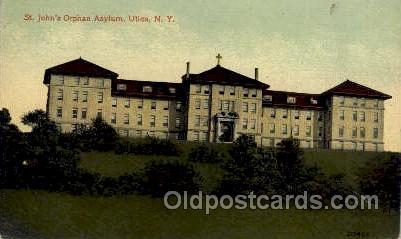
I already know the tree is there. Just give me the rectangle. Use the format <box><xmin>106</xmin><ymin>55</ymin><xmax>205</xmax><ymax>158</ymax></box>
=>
<box><xmin>0</xmin><ymin>108</ymin><xmax>12</xmax><ymax>126</ymax></box>
<box><xmin>88</xmin><ymin>116</ymin><xmax>118</xmax><ymax>151</ymax></box>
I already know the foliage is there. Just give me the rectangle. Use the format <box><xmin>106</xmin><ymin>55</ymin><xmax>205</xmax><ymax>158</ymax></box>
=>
<box><xmin>188</xmin><ymin>144</ymin><xmax>222</xmax><ymax>163</ymax></box>
<box><xmin>115</xmin><ymin>136</ymin><xmax>179</xmax><ymax>156</ymax></box>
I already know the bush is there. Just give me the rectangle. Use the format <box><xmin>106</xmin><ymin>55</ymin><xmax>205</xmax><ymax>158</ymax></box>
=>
<box><xmin>188</xmin><ymin>144</ymin><xmax>222</xmax><ymax>163</ymax></box>
<box><xmin>141</xmin><ymin>159</ymin><xmax>200</xmax><ymax>197</ymax></box>
<box><xmin>115</xmin><ymin>137</ymin><xmax>179</xmax><ymax>156</ymax></box>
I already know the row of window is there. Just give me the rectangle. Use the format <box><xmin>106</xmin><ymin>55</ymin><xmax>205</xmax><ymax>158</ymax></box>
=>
<box><xmin>54</xmin><ymin>75</ymin><xmax>105</xmax><ymax>88</ymax></box>
<box><xmin>264</xmin><ymin>123</ymin><xmax>322</xmax><ymax>137</ymax></box>
<box><xmin>267</xmin><ymin>109</ymin><xmax>321</xmax><ymax>121</ymax></box>
<box><xmin>192</xmin><ymin>131</ymin><xmax>209</xmax><ymax>142</ymax></box>
<box><xmin>338</xmin><ymin>127</ymin><xmax>379</xmax><ymax>139</ymax></box>
<box><xmin>264</xmin><ymin>138</ymin><xmax>314</xmax><ymax>148</ymax></box>
<box><xmin>56</xmin><ymin>89</ymin><xmax>104</xmax><ymax>103</ymax></box>
<box><xmin>338</xmin><ymin>96</ymin><xmax>379</xmax><ymax>108</ymax></box>
<box><xmin>193</xmin><ymin>85</ymin><xmax>258</xmax><ymax>98</ymax></box>
<box><xmin>339</xmin><ymin>110</ymin><xmax>379</xmax><ymax>123</ymax></box>
<box><xmin>112</xmin><ymin>98</ymin><xmax>182</xmax><ymax>111</ymax></box>
<box><xmin>336</xmin><ymin>141</ymin><xmax>380</xmax><ymax>151</ymax></box>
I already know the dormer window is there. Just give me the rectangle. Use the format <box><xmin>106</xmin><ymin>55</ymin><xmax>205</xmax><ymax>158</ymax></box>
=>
<box><xmin>169</xmin><ymin>87</ymin><xmax>176</xmax><ymax>94</ymax></box>
<box><xmin>143</xmin><ymin>86</ymin><xmax>153</xmax><ymax>93</ymax></box>
<box><xmin>263</xmin><ymin>95</ymin><xmax>273</xmax><ymax>102</ymax></box>
<box><xmin>310</xmin><ymin>98</ymin><xmax>318</xmax><ymax>104</ymax></box>
<box><xmin>287</xmin><ymin>96</ymin><xmax>296</xmax><ymax>104</ymax></box>
<box><xmin>117</xmin><ymin>84</ymin><xmax>127</xmax><ymax>91</ymax></box>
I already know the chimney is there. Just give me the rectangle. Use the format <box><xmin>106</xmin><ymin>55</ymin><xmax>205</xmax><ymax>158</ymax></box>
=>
<box><xmin>255</xmin><ymin>67</ymin><xmax>259</xmax><ymax>80</ymax></box>
<box><xmin>186</xmin><ymin>62</ymin><xmax>190</xmax><ymax>79</ymax></box>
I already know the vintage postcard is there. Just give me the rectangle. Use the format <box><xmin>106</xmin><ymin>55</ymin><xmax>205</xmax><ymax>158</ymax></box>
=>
<box><xmin>0</xmin><ymin>0</ymin><xmax>400</xmax><ymax>238</ymax></box>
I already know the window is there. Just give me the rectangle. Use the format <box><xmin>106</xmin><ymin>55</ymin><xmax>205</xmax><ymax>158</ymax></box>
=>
<box><xmin>136</xmin><ymin>130</ymin><xmax>142</xmax><ymax>138</ymax></box>
<box><xmin>111</xmin><ymin>113</ymin><xmax>116</xmax><ymax>124</ymax></box>
<box><xmin>352</xmin><ymin>142</ymin><xmax>357</xmax><ymax>151</ymax></box>
<box><xmin>137</xmin><ymin>114</ymin><xmax>142</xmax><ymax>126</ymax></box>
<box><xmin>119</xmin><ymin>129</ymin><xmax>128</xmax><ymax>137</ymax></box>
<box><xmin>82</xmin><ymin>77</ymin><xmax>89</xmax><ymax>86</ymax></box>
<box><xmin>306</xmin><ymin>111</ymin><xmax>311</xmax><ymax>120</ymax></box>
<box><xmin>353</xmin><ymin>111</ymin><xmax>357</xmax><ymax>121</ymax></box>
<box><xmin>242</xmin><ymin>118</ymin><xmax>248</xmax><ymax>130</ymax></box>
<box><xmin>124</xmin><ymin>100</ymin><xmax>130</xmax><ymax>108</ymax></box>
<box><xmin>160</xmin><ymin>132</ymin><xmax>168</xmax><ymax>140</ymax></box>
<box><xmin>340</xmin><ymin>141</ymin><xmax>344</xmax><ymax>150</ymax></box>
<box><xmin>57</xmin><ymin>89</ymin><xmax>63</xmax><ymax>100</ymax></box>
<box><xmin>138</xmin><ymin>99</ymin><xmax>143</xmax><ymax>109</ymax></box>
<box><xmin>74</xmin><ymin>76</ymin><xmax>80</xmax><ymax>86</ymax></box>
<box><xmin>55</xmin><ymin>75</ymin><xmax>64</xmax><ymax>85</ymax></box>
<box><xmin>306</xmin><ymin>126</ymin><xmax>311</xmax><ymax>137</ymax></box>
<box><xmin>360</xmin><ymin>127</ymin><xmax>365</xmax><ymax>138</ymax></box>
<box><xmin>287</xmin><ymin>96</ymin><xmax>296</xmax><ymax>104</ymax></box>
<box><xmin>112</xmin><ymin>98</ymin><xmax>117</xmax><ymax>107</ymax></box>
<box><xmin>360</xmin><ymin>98</ymin><xmax>366</xmax><ymax>107</ymax></box>
<box><xmin>250</xmin><ymin>119</ymin><xmax>256</xmax><ymax>129</ymax></box>
<box><xmin>339</xmin><ymin>110</ymin><xmax>345</xmax><ymax>120</ymax></box>
<box><xmin>270</xmin><ymin>109</ymin><xmax>276</xmax><ymax>118</ymax></box>
<box><xmin>374</xmin><ymin>112</ymin><xmax>379</xmax><ymax>123</ymax></box>
<box><xmin>242</xmin><ymin>102</ymin><xmax>248</xmax><ymax>112</ymax></box>
<box><xmin>263</xmin><ymin>95</ymin><xmax>273</xmax><ymax>102</ymax></box>
<box><xmin>175</xmin><ymin>117</ymin><xmax>181</xmax><ymax>128</ymax></box>
<box><xmin>176</xmin><ymin>101</ymin><xmax>182</xmax><ymax>111</ymax></box>
<box><xmin>163</xmin><ymin>116</ymin><xmax>168</xmax><ymax>127</ymax></box>
<box><xmin>250</xmin><ymin>103</ymin><xmax>256</xmax><ymax>113</ymax></box>
<box><xmin>269</xmin><ymin>123</ymin><xmax>275</xmax><ymax>134</ymax></box>
<box><xmin>71</xmin><ymin>123</ymin><xmax>77</xmax><ymax>131</ymax></box>
<box><xmin>229</xmin><ymin>86</ymin><xmax>235</xmax><ymax>96</ymax></box>
<box><xmin>203</xmin><ymin>85</ymin><xmax>210</xmax><ymax>94</ymax></box>
<box><xmin>294</xmin><ymin>110</ymin><xmax>300</xmax><ymax>119</ymax></box>
<box><xmin>352</xmin><ymin>127</ymin><xmax>357</xmax><ymax>138</ymax></box>
<box><xmin>318</xmin><ymin>112</ymin><xmax>323</xmax><ymax>121</ymax></box>
<box><xmin>124</xmin><ymin>114</ymin><xmax>129</xmax><ymax>125</ymax></box>
<box><xmin>339</xmin><ymin>96</ymin><xmax>345</xmax><ymax>105</ymax></box>
<box><xmin>293</xmin><ymin>125</ymin><xmax>299</xmax><ymax>136</ymax></box>
<box><xmin>310</xmin><ymin>98</ymin><xmax>318</xmax><ymax>104</ymax></box>
<box><xmin>151</xmin><ymin>100</ymin><xmax>156</xmax><ymax>110</ymax></box>
<box><xmin>339</xmin><ymin>127</ymin><xmax>344</xmax><ymax>137</ymax></box>
<box><xmin>97</xmin><ymin>109</ymin><xmax>102</xmax><ymax>118</ymax></box>
<box><xmin>203</xmin><ymin>99</ymin><xmax>209</xmax><ymax>109</ymax></box>
<box><xmin>360</xmin><ymin>112</ymin><xmax>365</xmax><ymax>122</ymax></box>
<box><xmin>243</xmin><ymin>88</ymin><xmax>249</xmax><ymax>97</ymax></box>
<box><xmin>251</xmin><ymin>89</ymin><xmax>257</xmax><ymax>97</ymax></box>
<box><xmin>194</xmin><ymin>84</ymin><xmax>201</xmax><ymax>94</ymax></box>
<box><xmin>269</xmin><ymin>138</ymin><xmax>275</xmax><ymax>147</ymax></box>
<box><xmin>281</xmin><ymin>124</ymin><xmax>288</xmax><ymax>135</ymax></box>
<box><xmin>82</xmin><ymin>91</ymin><xmax>88</xmax><ymax>102</ymax></box>
<box><xmin>72</xmin><ymin>91</ymin><xmax>78</xmax><ymax>101</ymax></box>
<box><xmin>163</xmin><ymin>102</ymin><xmax>169</xmax><ymax>110</ymax></box>
<box><xmin>222</xmin><ymin>101</ymin><xmax>230</xmax><ymax>111</ymax></box>
<box><xmin>352</xmin><ymin>97</ymin><xmax>357</xmax><ymax>106</ymax></box>
<box><xmin>117</xmin><ymin>84</ymin><xmax>127</xmax><ymax>91</ymax></box>
<box><xmin>72</xmin><ymin>108</ymin><xmax>78</xmax><ymax>119</ymax></box>
<box><xmin>143</xmin><ymin>86</ymin><xmax>152</xmax><ymax>93</ymax></box>
<box><xmin>318</xmin><ymin>126</ymin><xmax>323</xmax><ymax>137</ymax></box>
<box><xmin>193</xmin><ymin>132</ymin><xmax>200</xmax><ymax>141</ymax></box>
<box><xmin>219</xmin><ymin>85</ymin><xmax>225</xmax><ymax>95</ymax></box>
<box><xmin>169</xmin><ymin>87</ymin><xmax>176</xmax><ymax>94</ymax></box>
<box><xmin>195</xmin><ymin>115</ymin><xmax>201</xmax><ymax>127</ymax></box>
<box><xmin>282</xmin><ymin>109</ymin><xmax>288</xmax><ymax>119</ymax></box>
<box><xmin>56</xmin><ymin>107</ymin><xmax>62</xmax><ymax>118</ymax></box>
<box><xmin>150</xmin><ymin>115</ymin><xmax>156</xmax><ymax>127</ymax></box>
<box><xmin>374</xmin><ymin>99</ymin><xmax>379</xmax><ymax>108</ymax></box>
<box><xmin>374</xmin><ymin>143</ymin><xmax>378</xmax><ymax>152</ymax></box>
<box><xmin>202</xmin><ymin>116</ymin><xmax>208</xmax><ymax>127</ymax></box>
<box><xmin>97</xmin><ymin>92</ymin><xmax>103</xmax><ymax>103</ymax></box>
<box><xmin>201</xmin><ymin>132</ymin><xmax>208</xmax><ymax>142</ymax></box>
<box><xmin>81</xmin><ymin>108</ymin><xmax>87</xmax><ymax>119</ymax></box>
<box><xmin>195</xmin><ymin>99</ymin><xmax>201</xmax><ymax>109</ymax></box>
<box><xmin>373</xmin><ymin>128</ymin><xmax>379</xmax><ymax>139</ymax></box>
<box><xmin>98</xmin><ymin>79</ymin><xmax>104</xmax><ymax>88</ymax></box>
<box><xmin>148</xmin><ymin>131</ymin><xmax>155</xmax><ymax>137</ymax></box>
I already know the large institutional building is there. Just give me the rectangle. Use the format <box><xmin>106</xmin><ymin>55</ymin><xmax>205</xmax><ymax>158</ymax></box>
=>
<box><xmin>43</xmin><ymin>57</ymin><xmax>391</xmax><ymax>151</ymax></box>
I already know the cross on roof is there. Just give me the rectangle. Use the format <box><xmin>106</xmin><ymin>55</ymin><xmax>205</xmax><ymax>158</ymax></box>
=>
<box><xmin>216</xmin><ymin>53</ymin><xmax>222</xmax><ymax>65</ymax></box>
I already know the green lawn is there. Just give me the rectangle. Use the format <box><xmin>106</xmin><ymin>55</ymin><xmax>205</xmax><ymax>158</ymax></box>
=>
<box><xmin>0</xmin><ymin>189</ymin><xmax>399</xmax><ymax>239</ymax></box>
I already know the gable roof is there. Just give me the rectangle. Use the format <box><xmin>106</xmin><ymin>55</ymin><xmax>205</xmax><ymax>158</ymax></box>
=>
<box><xmin>111</xmin><ymin>79</ymin><xmax>184</xmax><ymax>99</ymax></box>
<box><xmin>43</xmin><ymin>58</ymin><xmax>118</xmax><ymax>84</ymax></box>
<box><xmin>263</xmin><ymin>90</ymin><xmax>324</xmax><ymax>109</ymax></box>
<box><xmin>183</xmin><ymin>65</ymin><xmax>269</xmax><ymax>89</ymax></box>
<box><xmin>321</xmin><ymin>80</ymin><xmax>391</xmax><ymax>99</ymax></box>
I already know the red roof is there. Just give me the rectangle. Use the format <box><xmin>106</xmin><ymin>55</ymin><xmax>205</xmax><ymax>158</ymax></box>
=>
<box><xmin>321</xmin><ymin>80</ymin><xmax>391</xmax><ymax>99</ymax></box>
<box><xmin>44</xmin><ymin>58</ymin><xmax>118</xmax><ymax>84</ymax></box>
<box><xmin>111</xmin><ymin>79</ymin><xmax>184</xmax><ymax>99</ymax></box>
<box><xmin>183</xmin><ymin>65</ymin><xmax>269</xmax><ymax>89</ymax></box>
<box><xmin>263</xmin><ymin>90</ymin><xmax>324</xmax><ymax>109</ymax></box>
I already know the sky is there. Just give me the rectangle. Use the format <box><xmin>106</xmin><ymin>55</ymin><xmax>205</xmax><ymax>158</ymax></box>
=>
<box><xmin>0</xmin><ymin>0</ymin><xmax>400</xmax><ymax>151</ymax></box>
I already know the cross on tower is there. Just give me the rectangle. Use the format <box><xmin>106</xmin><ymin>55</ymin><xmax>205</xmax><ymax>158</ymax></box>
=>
<box><xmin>216</xmin><ymin>53</ymin><xmax>222</xmax><ymax>65</ymax></box>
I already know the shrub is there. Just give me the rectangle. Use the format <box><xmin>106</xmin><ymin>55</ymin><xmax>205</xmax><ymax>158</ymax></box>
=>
<box><xmin>115</xmin><ymin>137</ymin><xmax>179</xmax><ymax>156</ymax></box>
<box><xmin>188</xmin><ymin>144</ymin><xmax>222</xmax><ymax>163</ymax></box>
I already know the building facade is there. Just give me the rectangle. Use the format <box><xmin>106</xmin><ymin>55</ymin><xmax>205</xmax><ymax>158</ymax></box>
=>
<box><xmin>43</xmin><ymin>57</ymin><xmax>391</xmax><ymax>151</ymax></box>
